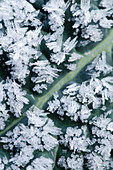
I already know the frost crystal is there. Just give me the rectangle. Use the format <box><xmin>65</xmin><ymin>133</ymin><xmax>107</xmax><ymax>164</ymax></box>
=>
<box><xmin>1</xmin><ymin>106</ymin><xmax>61</xmax><ymax>167</ymax></box>
<box><xmin>0</xmin><ymin>0</ymin><xmax>113</xmax><ymax>169</ymax></box>
<box><xmin>0</xmin><ymin>104</ymin><xmax>9</xmax><ymax>130</ymax></box>
<box><xmin>31</xmin><ymin>60</ymin><xmax>61</xmax><ymax>93</ymax></box>
<box><xmin>48</xmin><ymin>77</ymin><xmax>112</xmax><ymax>121</ymax></box>
<box><xmin>4</xmin><ymin>79</ymin><xmax>29</xmax><ymax>117</ymax></box>
<box><xmin>107</xmin><ymin>122</ymin><xmax>113</xmax><ymax>131</ymax></box>
<box><xmin>45</xmin><ymin>31</ymin><xmax>78</xmax><ymax>65</ymax></box>
<box><xmin>70</xmin><ymin>0</ymin><xmax>113</xmax><ymax>43</ymax></box>
<box><xmin>81</xmin><ymin>25</ymin><xmax>103</xmax><ymax>42</ymax></box>
<box><xmin>47</xmin><ymin>92</ymin><xmax>60</xmax><ymax>113</ymax></box>
<box><xmin>60</xmin><ymin>125</ymin><xmax>90</xmax><ymax>152</ymax></box>
<box><xmin>100</xmin><ymin>0</ymin><xmax>113</xmax><ymax>8</ymax></box>
<box><xmin>87</xmin><ymin>52</ymin><xmax>113</xmax><ymax>77</ymax></box>
<box><xmin>48</xmin><ymin>52</ymin><xmax>113</xmax><ymax>123</ymax></box>
<box><xmin>29</xmin><ymin>0</ymin><xmax>36</xmax><ymax>3</ymax></box>
<box><xmin>0</xmin><ymin>156</ymin><xmax>8</xmax><ymax>170</ymax></box>
<box><xmin>58</xmin><ymin>154</ymin><xmax>84</xmax><ymax>170</ymax></box>
<box><xmin>0</xmin><ymin>81</ymin><xmax>9</xmax><ymax>130</ymax></box>
<box><xmin>57</xmin><ymin>156</ymin><xmax>68</xmax><ymax>169</ymax></box>
<box><xmin>81</xmin><ymin>0</ymin><xmax>90</xmax><ymax>11</ymax></box>
<box><xmin>0</xmin><ymin>0</ymin><xmax>42</xmax><ymax>84</ymax></box>
<box><xmin>9</xmin><ymin>146</ymin><xmax>34</xmax><ymax>167</ymax></box>
<box><xmin>60</xmin><ymin>96</ymin><xmax>80</xmax><ymax>121</ymax></box>
<box><xmin>43</xmin><ymin>0</ymin><xmax>69</xmax><ymax>31</ymax></box>
<box><xmin>27</xmin><ymin>156</ymin><xmax>53</xmax><ymax>170</ymax></box>
<box><xmin>0</xmin><ymin>78</ymin><xmax>29</xmax><ymax>129</ymax></box>
<box><xmin>87</xmin><ymin>114</ymin><xmax>113</xmax><ymax>169</ymax></box>
<box><xmin>66</xmin><ymin>154</ymin><xmax>84</xmax><ymax>170</ymax></box>
<box><xmin>86</xmin><ymin>152</ymin><xmax>110</xmax><ymax>170</ymax></box>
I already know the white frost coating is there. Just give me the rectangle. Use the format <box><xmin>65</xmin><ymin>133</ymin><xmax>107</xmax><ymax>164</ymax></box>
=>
<box><xmin>58</xmin><ymin>154</ymin><xmax>84</xmax><ymax>170</ymax></box>
<box><xmin>9</xmin><ymin>146</ymin><xmax>34</xmax><ymax>167</ymax></box>
<box><xmin>64</xmin><ymin>63</ymin><xmax>77</xmax><ymax>70</ymax></box>
<box><xmin>0</xmin><ymin>157</ymin><xmax>8</xmax><ymax>170</ymax></box>
<box><xmin>67</xmin><ymin>154</ymin><xmax>84</xmax><ymax>170</ymax></box>
<box><xmin>0</xmin><ymin>0</ymin><xmax>113</xmax><ymax>169</ymax></box>
<box><xmin>43</xmin><ymin>0</ymin><xmax>78</xmax><ymax>66</ymax></box>
<box><xmin>68</xmin><ymin>53</ymin><xmax>83</xmax><ymax>62</ymax></box>
<box><xmin>27</xmin><ymin>106</ymin><xmax>48</xmax><ymax>127</ymax></box>
<box><xmin>48</xmin><ymin>92</ymin><xmax>60</xmax><ymax>113</ymax></box>
<box><xmin>80</xmin><ymin>0</ymin><xmax>91</xmax><ymax>26</ymax></box>
<box><xmin>79</xmin><ymin>105</ymin><xmax>92</xmax><ymax>122</ymax></box>
<box><xmin>33</xmin><ymin>84</ymin><xmax>47</xmax><ymax>93</ymax></box>
<box><xmin>27</xmin><ymin>156</ymin><xmax>53</xmax><ymax>170</ymax></box>
<box><xmin>0</xmin><ymin>79</ymin><xmax>28</xmax><ymax>129</ymax></box>
<box><xmin>63</xmin><ymin>83</ymin><xmax>80</xmax><ymax>95</ymax></box>
<box><xmin>57</xmin><ymin>156</ymin><xmax>68</xmax><ymax>169</ymax></box>
<box><xmin>59</xmin><ymin>111</ymin><xmax>113</xmax><ymax>170</ymax></box>
<box><xmin>0</xmin><ymin>104</ymin><xmax>9</xmax><ymax>130</ymax></box>
<box><xmin>65</xmin><ymin>52</ymin><xmax>84</xmax><ymax>70</ymax></box>
<box><xmin>63</xmin><ymin>37</ymin><xmax>77</xmax><ymax>53</ymax></box>
<box><xmin>31</xmin><ymin>60</ymin><xmax>60</xmax><ymax>83</ymax></box>
<box><xmin>0</xmin><ymin>81</ymin><xmax>9</xmax><ymax>130</ymax></box>
<box><xmin>4</xmin><ymin>79</ymin><xmax>29</xmax><ymax>117</ymax></box>
<box><xmin>61</xmin><ymin>96</ymin><xmax>80</xmax><ymax>121</ymax></box>
<box><xmin>0</xmin><ymin>0</ymin><xmax>42</xmax><ymax>84</ymax></box>
<box><xmin>81</xmin><ymin>25</ymin><xmax>103</xmax><ymax>42</ymax></box>
<box><xmin>0</xmin><ymin>81</ymin><xmax>4</xmax><ymax>102</ymax></box>
<box><xmin>101</xmin><ymin>77</ymin><xmax>113</xmax><ymax>104</ymax></box>
<box><xmin>71</xmin><ymin>0</ymin><xmax>113</xmax><ymax>42</ymax></box>
<box><xmin>89</xmin><ymin>114</ymin><xmax>113</xmax><ymax>168</ymax></box>
<box><xmin>51</xmin><ymin>36</ymin><xmax>77</xmax><ymax>64</ymax></box>
<box><xmin>0</xmin><ymin>161</ymin><xmax>4</xmax><ymax>169</ymax></box>
<box><xmin>87</xmin><ymin>52</ymin><xmax>113</xmax><ymax>77</ymax></box>
<box><xmin>50</xmin><ymin>52</ymin><xmax>66</xmax><ymax>65</ymax></box>
<box><xmin>60</xmin><ymin>126</ymin><xmax>90</xmax><ymax>152</ymax></box>
<box><xmin>1</xmin><ymin>106</ymin><xmax>61</xmax><ymax>167</ymax></box>
<box><xmin>86</xmin><ymin>152</ymin><xmax>110</xmax><ymax>170</ymax></box>
<box><xmin>29</xmin><ymin>0</ymin><xmax>36</xmax><ymax>3</ymax></box>
<box><xmin>81</xmin><ymin>0</ymin><xmax>90</xmax><ymax>11</ymax></box>
<box><xmin>8</xmin><ymin>165</ymin><xmax>20</xmax><ymax>170</ymax></box>
<box><xmin>107</xmin><ymin>122</ymin><xmax>113</xmax><ymax>131</ymax></box>
<box><xmin>31</xmin><ymin>60</ymin><xmax>61</xmax><ymax>93</ymax></box>
<box><xmin>43</xmin><ymin>0</ymin><xmax>69</xmax><ymax>31</ymax></box>
<box><xmin>100</xmin><ymin>0</ymin><xmax>113</xmax><ymax>8</ymax></box>
<box><xmin>48</xmin><ymin>61</ymin><xmax>113</xmax><ymax>121</ymax></box>
<box><xmin>44</xmin><ymin>28</ymin><xmax>64</xmax><ymax>53</ymax></box>
<box><xmin>45</xmin><ymin>31</ymin><xmax>78</xmax><ymax>65</ymax></box>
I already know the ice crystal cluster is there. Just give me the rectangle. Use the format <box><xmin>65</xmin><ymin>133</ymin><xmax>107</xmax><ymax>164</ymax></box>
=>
<box><xmin>0</xmin><ymin>0</ymin><xmax>113</xmax><ymax>169</ymax></box>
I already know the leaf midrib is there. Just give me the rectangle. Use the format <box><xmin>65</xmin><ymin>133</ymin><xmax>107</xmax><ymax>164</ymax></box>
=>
<box><xmin>0</xmin><ymin>29</ymin><xmax>113</xmax><ymax>136</ymax></box>
<box><xmin>36</xmin><ymin>29</ymin><xmax>113</xmax><ymax>109</ymax></box>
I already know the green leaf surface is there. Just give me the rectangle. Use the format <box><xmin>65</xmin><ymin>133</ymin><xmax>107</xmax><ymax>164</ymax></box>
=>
<box><xmin>0</xmin><ymin>0</ymin><xmax>113</xmax><ymax>169</ymax></box>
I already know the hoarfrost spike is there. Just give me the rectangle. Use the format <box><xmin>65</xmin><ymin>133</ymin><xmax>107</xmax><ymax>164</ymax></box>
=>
<box><xmin>81</xmin><ymin>0</ymin><xmax>90</xmax><ymax>11</ymax></box>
